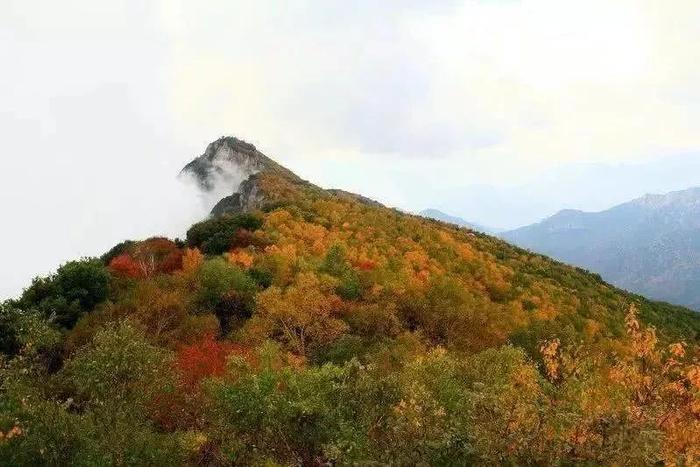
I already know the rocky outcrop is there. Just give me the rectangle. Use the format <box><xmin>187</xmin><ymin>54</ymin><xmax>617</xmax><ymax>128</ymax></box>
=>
<box><xmin>180</xmin><ymin>137</ymin><xmax>265</xmax><ymax>191</ymax></box>
<box><xmin>209</xmin><ymin>174</ymin><xmax>266</xmax><ymax>216</ymax></box>
<box><xmin>180</xmin><ymin>137</ymin><xmax>300</xmax><ymax>216</ymax></box>
<box><xmin>182</xmin><ymin>136</ymin><xmax>387</xmax><ymax>217</ymax></box>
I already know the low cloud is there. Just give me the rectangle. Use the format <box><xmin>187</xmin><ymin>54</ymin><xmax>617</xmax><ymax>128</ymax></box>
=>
<box><xmin>0</xmin><ymin>85</ymin><xmax>211</xmax><ymax>299</ymax></box>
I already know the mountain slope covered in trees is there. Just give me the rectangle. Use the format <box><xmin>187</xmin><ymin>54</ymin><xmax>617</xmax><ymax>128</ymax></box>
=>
<box><xmin>502</xmin><ymin>187</ymin><xmax>700</xmax><ymax>310</ymax></box>
<box><xmin>1</xmin><ymin>137</ymin><xmax>699</xmax><ymax>465</ymax></box>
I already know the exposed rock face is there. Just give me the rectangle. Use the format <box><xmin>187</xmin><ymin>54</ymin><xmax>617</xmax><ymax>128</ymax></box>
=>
<box><xmin>181</xmin><ymin>137</ymin><xmax>267</xmax><ymax>192</ymax></box>
<box><xmin>210</xmin><ymin>175</ymin><xmax>265</xmax><ymax>216</ymax></box>
<box><xmin>182</xmin><ymin>136</ymin><xmax>387</xmax><ymax>218</ymax></box>
<box><xmin>180</xmin><ymin>137</ymin><xmax>299</xmax><ymax>216</ymax></box>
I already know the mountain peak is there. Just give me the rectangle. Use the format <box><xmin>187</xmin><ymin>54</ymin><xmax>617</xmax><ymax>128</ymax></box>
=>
<box><xmin>547</xmin><ymin>208</ymin><xmax>585</xmax><ymax>222</ymax></box>
<box><xmin>553</xmin><ymin>208</ymin><xmax>584</xmax><ymax>216</ymax></box>
<box><xmin>631</xmin><ymin>186</ymin><xmax>700</xmax><ymax>209</ymax></box>
<box><xmin>180</xmin><ymin>136</ymin><xmax>303</xmax><ymax>216</ymax></box>
<box><xmin>180</xmin><ymin>136</ymin><xmax>298</xmax><ymax>192</ymax></box>
<box><xmin>209</xmin><ymin>135</ymin><xmax>258</xmax><ymax>155</ymax></box>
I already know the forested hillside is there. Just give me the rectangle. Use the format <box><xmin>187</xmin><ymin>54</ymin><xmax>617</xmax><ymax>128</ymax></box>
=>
<box><xmin>1</xmin><ymin>139</ymin><xmax>699</xmax><ymax>465</ymax></box>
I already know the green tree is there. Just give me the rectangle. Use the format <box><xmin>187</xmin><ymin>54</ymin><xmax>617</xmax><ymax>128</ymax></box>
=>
<box><xmin>186</xmin><ymin>214</ymin><xmax>262</xmax><ymax>255</ymax></box>
<box><xmin>209</xmin><ymin>343</ymin><xmax>354</xmax><ymax>465</ymax></box>
<box><xmin>61</xmin><ymin>321</ymin><xmax>188</xmax><ymax>465</ymax></box>
<box><xmin>321</xmin><ymin>244</ymin><xmax>361</xmax><ymax>300</ymax></box>
<box><xmin>0</xmin><ymin>303</ymin><xmax>23</xmax><ymax>355</ymax></box>
<box><xmin>20</xmin><ymin>258</ymin><xmax>110</xmax><ymax>329</ymax></box>
<box><xmin>196</xmin><ymin>258</ymin><xmax>257</xmax><ymax>308</ymax></box>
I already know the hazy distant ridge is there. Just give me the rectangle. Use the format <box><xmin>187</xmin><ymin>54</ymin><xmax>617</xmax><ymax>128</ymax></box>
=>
<box><xmin>501</xmin><ymin>187</ymin><xmax>700</xmax><ymax>310</ymax></box>
<box><xmin>419</xmin><ymin>209</ymin><xmax>499</xmax><ymax>234</ymax></box>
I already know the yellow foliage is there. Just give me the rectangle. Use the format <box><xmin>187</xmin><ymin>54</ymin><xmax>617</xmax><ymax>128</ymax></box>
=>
<box><xmin>245</xmin><ymin>272</ymin><xmax>348</xmax><ymax>356</ymax></box>
<box><xmin>540</xmin><ymin>339</ymin><xmax>561</xmax><ymax>382</ymax></box>
<box><xmin>181</xmin><ymin>247</ymin><xmax>204</xmax><ymax>274</ymax></box>
<box><xmin>228</xmin><ymin>249</ymin><xmax>254</xmax><ymax>269</ymax></box>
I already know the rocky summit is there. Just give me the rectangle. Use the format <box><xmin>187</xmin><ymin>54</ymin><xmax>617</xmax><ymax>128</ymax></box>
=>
<box><xmin>180</xmin><ymin>136</ymin><xmax>302</xmax><ymax>216</ymax></box>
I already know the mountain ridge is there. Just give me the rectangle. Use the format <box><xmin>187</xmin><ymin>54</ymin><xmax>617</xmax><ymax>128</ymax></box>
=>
<box><xmin>179</xmin><ymin>136</ymin><xmax>700</xmax><ymax>336</ymax></box>
<box><xmin>419</xmin><ymin>208</ymin><xmax>499</xmax><ymax>234</ymax></box>
<box><xmin>502</xmin><ymin>186</ymin><xmax>700</xmax><ymax>310</ymax></box>
<box><xmin>3</xmin><ymin>136</ymin><xmax>699</xmax><ymax>464</ymax></box>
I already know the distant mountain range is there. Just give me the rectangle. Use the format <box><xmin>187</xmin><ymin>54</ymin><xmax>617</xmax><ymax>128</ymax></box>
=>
<box><xmin>419</xmin><ymin>209</ymin><xmax>500</xmax><ymax>234</ymax></box>
<box><xmin>501</xmin><ymin>187</ymin><xmax>700</xmax><ymax>310</ymax></box>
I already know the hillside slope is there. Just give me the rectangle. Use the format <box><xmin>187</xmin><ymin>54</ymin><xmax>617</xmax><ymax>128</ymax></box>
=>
<box><xmin>2</xmin><ymin>137</ymin><xmax>699</xmax><ymax>465</ymax></box>
<box><xmin>502</xmin><ymin>188</ymin><xmax>700</xmax><ymax>310</ymax></box>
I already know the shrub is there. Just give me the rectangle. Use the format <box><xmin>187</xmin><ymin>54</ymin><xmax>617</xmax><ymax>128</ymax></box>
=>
<box><xmin>65</xmin><ymin>320</ymin><xmax>173</xmax><ymax>404</ymax></box>
<box><xmin>0</xmin><ymin>303</ymin><xmax>61</xmax><ymax>358</ymax></box>
<box><xmin>249</xmin><ymin>268</ymin><xmax>273</xmax><ymax>289</ymax></box>
<box><xmin>100</xmin><ymin>240</ymin><xmax>136</xmax><ymax>265</ymax></box>
<box><xmin>108</xmin><ymin>253</ymin><xmax>142</xmax><ymax>278</ymax></box>
<box><xmin>0</xmin><ymin>303</ymin><xmax>22</xmax><ymax>355</ymax></box>
<box><xmin>321</xmin><ymin>244</ymin><xmax>362</xmax><ymax>300</ymax></box>
<box><xmin>186</xmin><ymin>214</ymin><xmax>263</xmax><ymax>255</ymax></box>
<box><xmin>56</xmin><ymin>322</ymin><xmax>187</xmax><ymax>465</ymax></box>
<box><xmin>109</xmin><ymin>275</ymin><xmax>219</xmax><ymax>347</ymax></box>
<box><xmin>175</xmin><ymin>335</ymin><xmax>235</xmax><ymax>388</ymax></box>
<box><xmin>20</xmin><ymin>259</ymin><xmax>110</xmax><ymax>329</ymax></box>
<box><xmin>245</xmin><ymin>273</ymin><xmax>348</xmax><ymax>356</ymax></box>
<box><xmin>208</xmin><ymin>348</ymin><xmax>351</xmax><ymax>465</ymax></box>
<box><xmin>196</xmin><ymin>258</ymin><xmax>257</xmax><ymax>310</ymax></box>
<box><xmin>107</xmin><ymin>238</ymin><xmax>183</xmax><ymax>278</ymax></box>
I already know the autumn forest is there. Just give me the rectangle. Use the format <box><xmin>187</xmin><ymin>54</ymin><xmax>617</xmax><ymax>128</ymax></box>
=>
<box><xmin>1</xmin><ymin>167</ymin><xmax>700</xmax><ymax>466</ymax></box>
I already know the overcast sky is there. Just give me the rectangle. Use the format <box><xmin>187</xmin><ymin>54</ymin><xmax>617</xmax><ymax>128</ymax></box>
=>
<box><xmin>2</xmin><ymin>0</ymin><xmax>700</xmax><ymax>298</ymax></box>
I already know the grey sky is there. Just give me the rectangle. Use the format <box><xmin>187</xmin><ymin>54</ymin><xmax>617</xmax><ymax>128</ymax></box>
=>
<box><xmin>2</xmin><ymin>0</ymin><xmax>700</xmax><ymax>298</ymax></box>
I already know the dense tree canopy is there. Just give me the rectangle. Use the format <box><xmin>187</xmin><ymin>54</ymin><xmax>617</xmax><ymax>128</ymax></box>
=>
<box><xmin>18</xmin><ymin>258</ymin><xmax>110</xmax><ymax>329</ymax></box>
<box><xmin>1</xmin><ymin>171</ymin><xmax>699</xmax><ymax>465</ymax></box>
<box><xmin>186</xmin><ymin>214</ymin><xmax>263</xmax><ymax>255</ymax></box>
